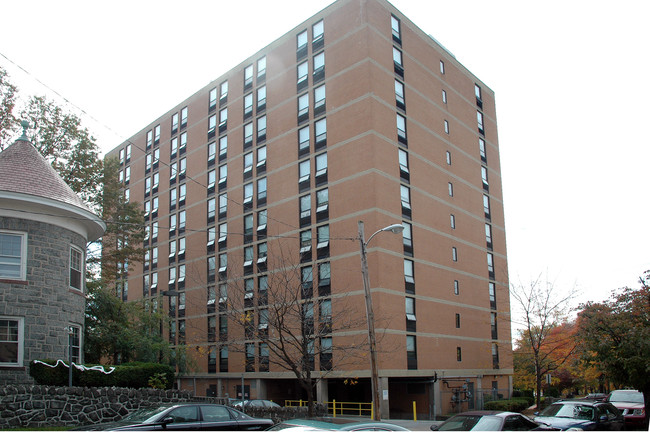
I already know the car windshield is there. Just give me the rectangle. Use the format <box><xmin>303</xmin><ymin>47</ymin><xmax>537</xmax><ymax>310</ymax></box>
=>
<box><xmin>541</xmin><ymin>403</ymin><xmax>594</xmax><ymax>420</ymax></box>
<box><xmin>121</xmin><ymin>405</ymin><xmax>172</xmax><ymax>423</ymax></box>
<box><xmin>439</xmin><ymin>415</ymin><xmax>502</xmax><ymax>431</ymax></box>
<box><xmin>610</xmin><ymin>392</ymin><xmax>644</xmax><ymax>403</ymax></box>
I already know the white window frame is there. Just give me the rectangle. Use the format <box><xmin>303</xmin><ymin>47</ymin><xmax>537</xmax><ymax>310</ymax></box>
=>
<box><xmin>0</xmin><ymin>316</ymin><xmax>24</xmax><ymax>367</ymax></box>
<box><xmin>0</xmin><ymin>231</ymin><xmax>27</xmax><ymax>280</ymax></box>
<box><xmin>69</xmin><ymin>245</ymin><xmax>84</xmax><ymax>291</ymax></box>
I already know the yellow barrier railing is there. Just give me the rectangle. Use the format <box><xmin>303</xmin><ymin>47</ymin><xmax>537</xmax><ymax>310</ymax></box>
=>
<box><xmin>285</xmin><ymin>400</ymin><xmax>373</xmax><ymax>417</ymax></box>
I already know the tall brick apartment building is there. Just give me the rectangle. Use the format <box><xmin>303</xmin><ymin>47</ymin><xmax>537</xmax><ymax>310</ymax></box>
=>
<box><xmin>107</xmin><ymin>0</ymin><xmax>511</xmax><ymax>418</ymax></box>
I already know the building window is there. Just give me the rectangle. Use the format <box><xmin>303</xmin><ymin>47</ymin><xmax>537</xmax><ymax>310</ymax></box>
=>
<box><xmin>477</xmin><ymin>111</ymin><xmax>485</xmax><ymax>135</ymax></box>
<box><xmin>68</xmin><ymin>324</ymin><xmax>81</xmax><ymax>363</ymax></box>
<box><xmin>489</xmin><ymin>282</ymin><xmax>496</xmax><ymax>309</ymax></box>
<box><xmin>297</xmin><ymin>61</ymin><xmax>309</xmax><ymax>91</ymax></box>
<box><xmin>297</xmin><ymin>30</ymin><xmax>308</xmax><ymax>60</ymax></box>
<box><xmin>483</xmin><ymin>194</ymin><xmax>491</xmax><ymax>219</ymax></box>
<box><xmin>257</xmin><ymin>56</ymin><xmax>267</xmax><ymax>80</ymax></box>
<box><xmin>257</xmin><ymin>115</ymin><xmax>267</xmax><ymax>143</ymax></box>
<box><xmin>457</xmin><ymin>347</ymin><xmax>462</xmax><ymax>362</ymax></box>
<box><xmin>479</xmin><ymin>138</ymin><xmax>487</xmax><ymax>162</ymax></box>
<box><xmin>448</xmin><ymin>182</ymin><xmax>454</xmax><ymax>197</ymax></box>
<box><xmin>402</xmin><ymin>222</ymin><xmax>413</xmax><ymax>256</ymax></box>
<box><xmin>219</xmin><ymin>193</ymin><xmax>228</xmax><ymax>218</ymax></box>
<box><xmin>300</xmin><ymin>194</ymin><xmax>311</xmax><ymax>227</ymax></box>
<box><xmin>313</xmin><ymin>52</ymin><xmax>325</xmax><ymax>83</ymax></box>
<box><xmin>316</xmin><ymin>224</ymin><xmax>329</xmax><ymax>259</ymax></box>
<box><xmin>440</xmin><ymin>60</ymin><xmax>445</xmax><ymax>74</ymax></box>
<box><xmin>220</xmin><ymin>81</ymin><xmax>228</xmax><ymax>104</ymax></box>
<box><xmin>209</xmin><ymin>88</ymin><xmax>218</xmax><ymax>112</ymax></box>
<box><xmin>315</xmin><ymin>152</ymin><xmax>328</xmax><ymax>185</ymax></box>
<box><xmin>444</xmin><ymin>120</ymin><xmax>449</xmax><ymax>134</ymax></box>
<box><xmin>446</xmin><ymin>151</ymin><xmax>452</xmax><ymax>165</ymax></box>
<box><xmin>298</xmin><ymin>93</ymin><xmax>310</xmax><ymax>124</ymax></box>
<box><xmin>219</xmin><ymin>346</ymin><xmax>228</xmax><ymax>372</ymax></box>
<box><xmin>70</xmin><ymin>246</ymin><xmax>83</xmax><ymax>291</ymax></box>
<box><xmin>219</xmin><ymin>164</ymin><xmax>227</xmax><ymax>190</ymax></box>
<box><xmin>301</xmin><ymin>266</ymin><xmax>313</xmax><ymax>298</ymax></box>
<box><xmin>485</xmin><ymin>223</ymin><xmax>493</xmax><ymax>248</ymax></box>
<box><xmin>219</xmin><ymin>135</ymin><xmax>228</xmax><ymax>161</ymax></box>
<box><xmin>257</xmin><ymin>85</ymin><xmax>266</xmax><ymax>112</ymax></box>
<box><xmin>316</xmin><ymin>188</ymin><xmax>329</xmax><ymax>221</ymax></box>
<box><xmin>406</xmin><ymin>335</ymin><xmax>417</xmax><ymax>369</ymax></box>
<box><xmin>454</xmin><ymin>280</ymin><xmax>460</xmax><ymax>295</ymax></box>
<box><xmin>405</xmin><ymin>297</ymin><xmax>416</xmax><ymax>332</ymax></box>
<box><xmin>487</xmin><ymin>253</ymin><xmax>495</xmax><ymax>278</ymax></box>
<box><xmin>219</xmin><ymin>108</ymin><xmax>228</xmax><ymax>133</ymax></box>
<box><xmin>244</xmin><ymin>214</ymin><xmax>254</xmax><ymax>243</ymax></box>
<box><xmin>257</xmin><ymin>177</ymin><xmax>267</xmax><ymax>206</ymax></box>
<box><xmin>391</xmin><ymin>15</ymin><xmax>401</xmax><ymax>43</ymax></box>
<box><xmin>396</xmin><ymin>113</ymin><xmax>407</xmax><ymax>145</ymax></box>
<box><xmin>257</xmin><ymin>210</ymin><xmax>267</xmax><ymax>239</ymax></box>
<box><xmin>314</xmin><ymin>85</ymin><xmax>326</xmax><ymax>116</ymax></box>
<box><xmin>452</xmin><ymin>247</ymin><xmax>458</xmax><ymax>262</ymax></box>
<box><xmin>491</xmin><ymin>312</ymin><xmax>498</xmax><ymax>339</ymax></box>
<box><xmin>0</xmin><ymin>317</ymin><xmax>24</xmax><ymax>366</ymax></box>
<box><xmin>395</xmin><ymin>80</ymin><xmax>405</xmax><ymax>111</ymax></box>
<box><xmin>243</xmin><ymin>93</ymin><xmax>253</xmax><ymax>120</ymax></box>
<box><xmin>455</xmin><ymin>313</ymin><xmax>461</xmax><ymax>329</ymax></box>
<box><xmin>450</xmin><ymin>214</ymin><xmax>456</xmax><ymax>229</ymax></box>
<box><xmin>243</xmin><ymin>183</ymin><xmax>254</xmax><ymax>208</ymax></box>
<box><xmin>398</xmin><ymin>148</ymin><xmax>409</xmax><ymax>182</ymax></box>
<box><xmin>393</xmin><ymin>47</ymin><xmax>404</xmax><ymax>78</ymax></box>
<box><xmin>315</xmin><ymin>118</ymin><xmax>327</xmax><ymax>149</ymax></box>
<box><xmin>312</xmin><ymin>19</ymin><xmax>324</xmax><ymax>50</ymax></box>
<box><xmin>404</xmin><ymin>259</ymin><xmax>414</xmax><ymax>293</ymax></box>
<box><xmin>300</xmin><ymin>229</ymin><xmax>312</xmax><ymax>261</ymax></box>
<box><xmin>244</xmin><ymin>64</ymin><xmax>254</xmax><ymax>90</ymax></box>
<box><xmin>256</xmin><ymin>146</ymin><xmax>267</xmax><ymax>174</ymax></box>
<box><xmin>0</xmin><ymin>231</ymin><xmax>27</xmax><ymax>280</ymax></box>
<box><xmin>180</xmin><ymin>106</ymin><xmax>188</xmax><ymax>129</ymax></box>
<box><xmin>492</xmin><ymin>343</ymin><xmax>499</xmax><ymax>369</ymax></box>
<box><xmin>475</xmin><ymin>84</ymin><xmax>483</xmax><ymax>108</ymax></box>
<box><xmin>442</xmin><ymin>89</ymin><xmax>447</xmax><ymax>104</ymax></box>
<box><xmin>318</xmin><ymin>262</ymin><xmax>331</xmax><ymax>295</ymax></box>
<box><xmin>299</xmin><ymin>126</ymin><xmax>310</xmax><ymax>155</ymax></box>
<box><xmin>400</xmin><ymin>184</ymin><xmax>411</xmax><ymax>219</ymax></box>
<box><xmin>244</xmin><ymin>123</ymin><xmax>254</xmax><ymax>149</ymax></box>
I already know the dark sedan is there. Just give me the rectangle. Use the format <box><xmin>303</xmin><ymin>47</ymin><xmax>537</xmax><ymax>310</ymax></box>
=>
<box><xmin>74</xmin><ymin>403</ymin><xmax>274</xmax><ymax>431</ymax></box>
<box><xmin>534</xmin><ymin>400</ymin><xmax>624</xmax><ymax>430</ymax></box>
<box><xmin>430</xmin><ymin>411</ymin><xmax>553</xmax><ymax>431</ymax></box>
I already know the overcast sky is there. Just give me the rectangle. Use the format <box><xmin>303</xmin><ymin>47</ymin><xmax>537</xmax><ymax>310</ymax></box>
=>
<box><xmin>2</xmin><ymin>0</ymin><xmax>649</xmax><ymax>319</ymax></box>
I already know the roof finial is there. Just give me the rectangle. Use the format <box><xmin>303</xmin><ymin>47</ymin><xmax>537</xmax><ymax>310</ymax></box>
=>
<box><xmin>16</xmin><ymin>120</ymin><xmax>30</xmax><ymax>142</ymax></box>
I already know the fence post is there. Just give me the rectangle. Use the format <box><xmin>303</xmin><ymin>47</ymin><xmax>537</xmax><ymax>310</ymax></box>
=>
<box><xmin>412</xmin><ymin>401</ymin><xmax>417</xmax><ymax>421</ymax></box>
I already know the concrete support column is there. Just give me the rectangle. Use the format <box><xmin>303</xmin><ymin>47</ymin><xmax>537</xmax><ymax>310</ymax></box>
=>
<box><xmin>257</xmin><ymin>379</ymin><xmax>267</xmax><ymax>399</ymax></box>
<box><xmin>433</xmin><ymin>380</ymin><xmax>442</xmax><ymax>419</ymax></box>
<box><xmin>379</xmin><ymin>377</ymin><xmax>389</xmax><ymax>419</ymax></box>
<box><xmin>316</xmin><ymin>379</ymin><xmax>328</xmax><ymax>404</ymax></box>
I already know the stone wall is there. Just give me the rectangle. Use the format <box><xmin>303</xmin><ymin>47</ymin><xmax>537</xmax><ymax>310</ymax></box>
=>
<box><xmin>0</xmin><ymin>385</ymin><xmax>220</xmax><ymax>429</ymax></box>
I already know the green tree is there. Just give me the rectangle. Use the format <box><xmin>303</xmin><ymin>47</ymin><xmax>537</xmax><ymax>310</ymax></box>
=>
<box><xmin>576</xmin><ymin>272</ymin><xmax>650</xmax><ymax>429</ymax></box>
<box><xmin>0</xmin><ymin>67</ymin><xmax>18</xmax><ymax>147</ymax></box>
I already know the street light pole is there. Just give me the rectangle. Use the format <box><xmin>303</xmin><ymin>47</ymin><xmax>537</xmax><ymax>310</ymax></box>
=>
<box><xmin>358</xmin><ymin>221</ymin><xmax>404</xmax><ymax>421</ymax></box>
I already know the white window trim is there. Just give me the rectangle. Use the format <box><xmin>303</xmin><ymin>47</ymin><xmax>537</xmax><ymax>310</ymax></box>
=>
<box><xmin>69</xmin><ymin>245</ymin><xmax>84</xmax><ymax>292</ymax></box>
<box><xmin>0</xmin><ymin>316</ymin><xmax>24</xmax><ymax>367</ymax></box>
<box><xmin>0</xmin><ymin>230</ymin><xmax>27</xmax><ymax>281</ymax></box>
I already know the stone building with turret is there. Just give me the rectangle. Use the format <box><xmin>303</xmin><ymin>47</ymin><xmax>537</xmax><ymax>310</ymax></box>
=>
<box><xmin>0</xmin><ymin>125</ymin><xmax>105</xmax><ymax>385</ymax></box>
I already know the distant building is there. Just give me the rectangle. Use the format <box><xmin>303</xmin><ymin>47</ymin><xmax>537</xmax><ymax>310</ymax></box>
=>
<box><xmin>0</xmin><ymin>126</ymin><xmax>105</xmax><ymax>385</ymax></box>
<box><xmin>107</xmin><ymin>0</ymin><xmax>511</xmax><ymax>417</ymax></box>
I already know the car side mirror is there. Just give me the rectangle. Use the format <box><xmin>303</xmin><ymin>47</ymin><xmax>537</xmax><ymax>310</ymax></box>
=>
<box><xmin>534</xmin><ymin>412</ymin><xmax>539</xmax><ymax>416</ymax></box>
<box><xmin>430</xmin><ymin>425</ymin><xmax>439</xmax><ymax>431</ymax></box>
<box><xmin>599</xmin><ymin>415</ymin><xmax>608</xmax><ymax>422</ymax></box>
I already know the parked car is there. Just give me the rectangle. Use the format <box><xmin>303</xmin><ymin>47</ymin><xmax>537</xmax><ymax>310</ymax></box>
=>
<box><xmin>429</xmin><ymin>411</ymin><xmax>553</xmax><ymax>431</ymax></box>
<box><xmin>606</xmin><ymin>390</ymin><xmax>645</xmax><ymax>430</ymax></box>
<box><xmin>73</xmin><ymin>403</ymin><xmax>274</xmax><ymax>430</ymax></box>
<box><xmin>585</xmin><ymin>394</ymin><xmax>608</xmax><ymax>402</ymax></box>
<box><xmin>234</xmin><ymin>399</ymin><xmax>282</xmax><ymax>409</ymax></box>
<box><xmin>267</xmin><ymin>417</ymin><xmax>409</xmax><ymax>431</ymax></box>
<box><xmin>534</xmin><ymin>399</ymin><xmax>624</xmax><ymax>430</ymax></box>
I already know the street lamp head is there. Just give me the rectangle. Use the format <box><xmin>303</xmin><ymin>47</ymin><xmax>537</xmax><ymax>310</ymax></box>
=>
<box><xmin>382</xmin><ymin>223</ymin><xmax>404</xmax><ymax>235</ymax></box>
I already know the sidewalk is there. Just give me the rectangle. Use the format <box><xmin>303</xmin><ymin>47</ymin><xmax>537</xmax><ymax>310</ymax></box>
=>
<box><xmin>381</xmin><ymin>418</ymin><xmax>443</xmax><ymax>431</ymax></box>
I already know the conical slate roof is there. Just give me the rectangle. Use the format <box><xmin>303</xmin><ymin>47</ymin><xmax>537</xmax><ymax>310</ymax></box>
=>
<box><xmin>0</xmin><ymin>137</ymin><xmax>90</xmax><ymax>211</ymax></box>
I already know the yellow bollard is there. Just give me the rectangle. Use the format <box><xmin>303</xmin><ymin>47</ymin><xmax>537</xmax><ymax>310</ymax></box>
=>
<box><xmin>333</xmin><ymin>400</ymin><xmax>336</xmax><ymax>417</ymax></box>
<box><xmin>412</xmin><ymin>401</ymin><xmax>417</xmax><ymax>421</ymax></box>
<box><xmin>371</xmin><ymin>402</ymin><xmax>374</xmax><ymax>420</ymax></box>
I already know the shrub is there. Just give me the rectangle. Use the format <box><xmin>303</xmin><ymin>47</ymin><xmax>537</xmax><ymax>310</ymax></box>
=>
<box><xmin>29</xmin><ymin>360</ymin><xmax>174</xmax><ymax>389</ymax></box>
<box><xmin>483</xmin><ymin>398</ymin><xmax>531</xmax><ymax>412</ymax></box>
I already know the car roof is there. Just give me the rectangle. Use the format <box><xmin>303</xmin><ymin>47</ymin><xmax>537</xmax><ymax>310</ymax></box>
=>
<box><xmin>452</xmin><ymin>410</ymin><xmax>520</xmax><ymax>417</ymax></box>
<box><xmin>278</xmin><ymin>418</ymin><xmax>407</xmax><ymax>430</ymax></box>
